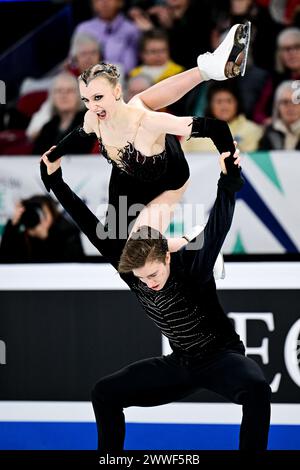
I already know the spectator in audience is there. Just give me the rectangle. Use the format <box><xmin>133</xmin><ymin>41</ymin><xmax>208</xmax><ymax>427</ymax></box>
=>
<box><xmin>65</xmin><ymin>32</ymin><xmax>103</xmax><ymax>77</ymax></box>
<box><xmin>254</xmin><ymin>27</ymin><xmax>300</xmax><ymax>123</ymax></box>
<box><xmin>73</xmin><ymin>0</ymin><xmax>140</xmax><ymax>74</ymax></box>
<box><xmin>0</xmin><ymin>195</ymin><xmax>84</xmax><ymax>263</ymax></box>
<box><xmin>182</xmin><ymin>82</ymin><xmax>263</xmax><ymax>153</ymax></box>
<box><xmin>129</xmin><ymin>29</ymin><xmax>184</xmax><ymax>83</ymax></box>
<box><xmin>27</xmin><ymin>34</ymin><xmax>102</xmax><ymax>142</ymax></box>
<box><xmin>129</xmin><ymin>0</ymin><xmax>213</xmax><ymax>69</ymax></box>
<box><xmin>125</xmin><ymin>73</ymin><xmax>153</xmax><ymax>102</ymax></box>
<box><xmin>293</xmin><ymin>2</ymin><xmax>300</xmax><ymax>27</ymax></box>
<box><xmin>266</xmin><ymin>0</ymin><xmax>300</xmax><ymax>25</ymax></box>
<box><xmin>276</xmin><ymin>27</ymin><xmax>300</xmax><ymax>78</ymax></box>
<box><xmin>71</xmin><ymin>0</ymin><xmax>94</xmax><ymax>25</ymax></box>
<box><xmin>189</xmin><ymin>23</ymin><xmax>270</xmax><ymax>120</ymax></box>
<box><xmin>125</xmin><ymin>72</ymin><xmax>170</xmax><ymax>112</ymax></box>
<box><xmin>259</xmin><ymin>80</ymin><xmax>300</xmax><ymax>150</ymax></box>
<box><xmin>211</xmin><ymin>0</ymin><xmax>281</xmax><ymax>72</ymax></box>
<box><xmin>31</xmin><ymin>72</ymin><xmax>96</xmax><ymax>155</ymax></box>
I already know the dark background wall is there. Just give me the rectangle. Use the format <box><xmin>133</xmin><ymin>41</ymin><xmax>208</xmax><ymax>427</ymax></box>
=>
<box><xmin>1</xmin><ymin>288</ymin><xmax>299</xmax><ymax>403</ymax></box>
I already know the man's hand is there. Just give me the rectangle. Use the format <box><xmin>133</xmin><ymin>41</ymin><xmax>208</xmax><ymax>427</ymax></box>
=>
<box><xmin>220</xmin><ymin>146</ymin><xmax>241</xmax><ymax>175</ymax></box>
<box><xmin>128</xmin><ymin>7</ymin><xmax>154</xmax><ymax>31</ymax></box>
<box><xmin>40</xmin><ymin>146</ymin><xmax>62</xmax><ymax>175</ymax></box>
<box><xmin>147</xmin><ymin>5</ymin><xmax>173</xmax><ymax>28</ymax></box>
<box><xmin>11</xmin><ymin>202</ymin><xmax>25</xmax><ymax>226</ymax></box>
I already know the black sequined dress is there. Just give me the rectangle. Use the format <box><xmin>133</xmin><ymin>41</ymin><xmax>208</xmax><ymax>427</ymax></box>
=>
<box><xmin>98</xmin><ymin>133</ymin><xmax>190</xmax><ymax>238</ymax></box>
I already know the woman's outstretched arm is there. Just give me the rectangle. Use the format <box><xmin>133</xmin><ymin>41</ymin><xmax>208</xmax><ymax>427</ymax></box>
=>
<box><xmin>143</xmin><ymin>112</ymin><xmax>239</xmax><ymax>176</ymax></box>
<box><xmin>130</xmin><ymin>67</ymin><xmax>203</xmax><ymax>111</ymax></box>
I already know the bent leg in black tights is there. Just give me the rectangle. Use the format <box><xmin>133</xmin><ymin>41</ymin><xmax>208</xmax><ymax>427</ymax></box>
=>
<box><xmin>91</xmin><ymin>354</ymin><xmax>195</xmax><ymax>451</ymax></box>
<box><xmin>91</xmin><ymin>349</ymin><xmax>271</xmax><ymax>451</ymax></box>
<box><xmin>192</xmin><ymin>350</ymin><xmax>271</xmax><ymax>450</ymax></box>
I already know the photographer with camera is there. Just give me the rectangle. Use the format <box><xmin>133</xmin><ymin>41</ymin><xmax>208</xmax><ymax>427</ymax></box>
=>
<box><xmin>0</xmin><ymin>195</ymin><xmax>85</xmax><ymax>263</ymax></box>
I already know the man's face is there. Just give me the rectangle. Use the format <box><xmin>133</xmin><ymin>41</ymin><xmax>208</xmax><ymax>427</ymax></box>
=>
<box><xmin>92</xmin><ymin>0</ymin><xmax>122</xmax><ymax>21</ymax></box>
<box><xmin>133</xmin><ymin>253</ymin><xmax>171</xmax><ymax>291</ymax></box>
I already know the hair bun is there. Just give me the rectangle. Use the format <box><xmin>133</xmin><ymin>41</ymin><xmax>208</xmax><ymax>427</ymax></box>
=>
<box><xmin>79</xmin><ymin>62</ymin><xmax>120</xmax><ymax>85</ymax></box>
<box><xmin>103</xmin><ymin>63</ymin><xmax>120</xmax><ymax>78</ymax></box>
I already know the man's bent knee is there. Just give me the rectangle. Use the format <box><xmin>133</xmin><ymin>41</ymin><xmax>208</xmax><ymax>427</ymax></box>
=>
<box><xmin>244</xmin><ymin>379</ymin><xmax>271</xmax><ymax>404</ymax></box>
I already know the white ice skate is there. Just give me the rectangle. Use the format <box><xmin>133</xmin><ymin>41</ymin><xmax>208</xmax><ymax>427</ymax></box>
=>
<box><xmin>197</xmin><ymin>21</ymin><xmax>251</xmax><ymax>81</ymax></box>
<box><xmin>183</xmin><ymin>225</ymin><xmax>225</xmax><ymax>280</ymax></box>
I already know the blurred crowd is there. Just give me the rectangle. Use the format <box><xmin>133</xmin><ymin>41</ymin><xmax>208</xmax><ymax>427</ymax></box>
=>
<box><xmin>1</xmin><ymin>0</ymin><xmax>300</xmax><ymax>261</ymax></box>
<box><xmin>1</xmin><ymin>0</ymin><xmax>300</xmax><ymax>156</ymax></box>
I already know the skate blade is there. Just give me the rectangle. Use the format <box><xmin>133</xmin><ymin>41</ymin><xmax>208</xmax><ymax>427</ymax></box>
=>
<box><xmin>225</xmin><ymin>21</ymin><xmax>251</xmax><ymax>78</ymax></box>
<box><xmin>239</xmin><ymin>21</ymin><xmax>251</xmax><ymax>77</ymax></box>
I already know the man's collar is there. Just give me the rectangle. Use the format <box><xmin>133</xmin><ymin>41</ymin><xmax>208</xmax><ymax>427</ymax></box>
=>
<box><xmin>101</xmin><ymin>13</ymin><xmax>124</xmax><ymax>31</ymax></box>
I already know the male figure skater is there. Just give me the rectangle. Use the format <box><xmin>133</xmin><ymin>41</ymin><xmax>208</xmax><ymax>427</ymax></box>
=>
<box><xmin>41</xmin><ymin>149</ymin><xmax>271</xmax><ymax>451</ymax></box>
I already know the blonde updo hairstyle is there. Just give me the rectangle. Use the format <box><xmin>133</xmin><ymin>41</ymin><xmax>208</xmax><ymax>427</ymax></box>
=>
<box><xmin>79</xmin><ymin>62</ymin><xmax>120</xmax><ymax>87</ymax></box>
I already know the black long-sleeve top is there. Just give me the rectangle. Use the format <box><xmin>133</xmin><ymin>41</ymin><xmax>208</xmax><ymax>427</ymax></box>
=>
<box><xmin>46</xmin><ymin>166</ymin><xmax>244</xmax><ymax>361</ymax></box>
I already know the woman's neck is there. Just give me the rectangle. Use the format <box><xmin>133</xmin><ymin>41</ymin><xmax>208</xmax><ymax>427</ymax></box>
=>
<box><xmin>102</xmin><ymin>101</ymin><xmax>134</xmax><ymax>130</ymax></box>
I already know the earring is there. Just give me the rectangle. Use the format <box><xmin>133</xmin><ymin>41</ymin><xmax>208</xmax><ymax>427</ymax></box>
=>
<box><xmin>115</xmin><ymin>95</ymin><xmax>121</xmax><ymax>101</ymax></box>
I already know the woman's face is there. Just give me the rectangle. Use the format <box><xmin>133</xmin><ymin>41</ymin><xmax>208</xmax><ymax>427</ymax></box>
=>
<box><xmin>75</xmin><ymin>43</ymin><xmax>101</xmax><ymax>73</ymax></box>
<box><xmin>278</xmin><ymin>88</ymin><xmax>300</xmax><ymax>125</ymax></box>
<box><xmin>52</xmin><ymin>77</ymin><xmax>80</xmax><ymax>114</ymax></box>
<box><xmin>279</xmin><ymin>35</ymin><xmax>300</xmax><ymax>72</ymax></box>
<box><xmin>230</xmin><ymin>0</ymin><xmax>252</xmax><ymax>16</ymax></box>
<box><xmin>210</xmin><ymin>90</ymin><xmax>238</xmax><ymax>122</ymax></box>
<box><xmin>141</xmin><ymin>39</ymin><xmax>169</xmax><ymax>66</ymax></box>
<box><xmin>79</xmin><ymin>76</ymin><xmax>121</xmax><ymax>121</ymax></box>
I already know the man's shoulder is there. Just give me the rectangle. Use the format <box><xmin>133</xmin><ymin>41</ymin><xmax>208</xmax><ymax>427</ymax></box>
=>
<box><xmin>75</xmin><ymin>18</ymin><xmax>102</xmax><ymax>35</ymax></box>
<box><xmin>119</xmin><ymin>271</ymin><xmax>137</xmax><ymax>288</ymax></box>
<box><xmin>170</xmin><ymin>251</ymin><xmax>187</xmax><ymax>276</ymax></box>
<box><xmin>118</xmin><ymin>13</ymin><xmax>139</xmax><ymax>32</ymax></box>
<box><xmin>51</xmin><ymin>215</ymin><xmax>79</xmax><ymax>236</ymax></box>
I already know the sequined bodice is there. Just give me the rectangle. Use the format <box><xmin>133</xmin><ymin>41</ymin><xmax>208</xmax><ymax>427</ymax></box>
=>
<box><xmin>99</xmin><ymin>136</ymin><xmax>168</xmax><ymax>182</ymax></box>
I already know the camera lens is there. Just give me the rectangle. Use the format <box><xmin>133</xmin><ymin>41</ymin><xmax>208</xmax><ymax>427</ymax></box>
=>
<box><xmin>19</xmin><ymin>202</ymin><xmax>43</xmax><ymax>229</ymax></box>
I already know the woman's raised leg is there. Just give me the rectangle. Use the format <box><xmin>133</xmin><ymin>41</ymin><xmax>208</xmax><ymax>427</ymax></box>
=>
<box><xmin>131</xmin><ymin>22</ymin><xmax>251</xmax><ymax>111</ymax></box>
<box><xmin>134</xmin><ymin>67</ymin><xmax>203</xmax><ymax>111</ymax></box>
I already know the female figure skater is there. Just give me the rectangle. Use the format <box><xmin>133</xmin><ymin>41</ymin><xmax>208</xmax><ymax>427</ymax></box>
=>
<box><xmin>41</xmin><ymin>23</ymin><xmax>250</xmax><ymax>250</ymax></box>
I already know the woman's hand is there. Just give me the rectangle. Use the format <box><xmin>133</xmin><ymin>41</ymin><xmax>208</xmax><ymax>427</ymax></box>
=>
<box><xmin>220</xmin><ymin>147</ymin><xmax>241</xmax><ymax>175</ymax></box>
<box><xmin>40</xmin><ymin>146</ymin><xmax>62</xmax><ymax>175</ymax></box>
